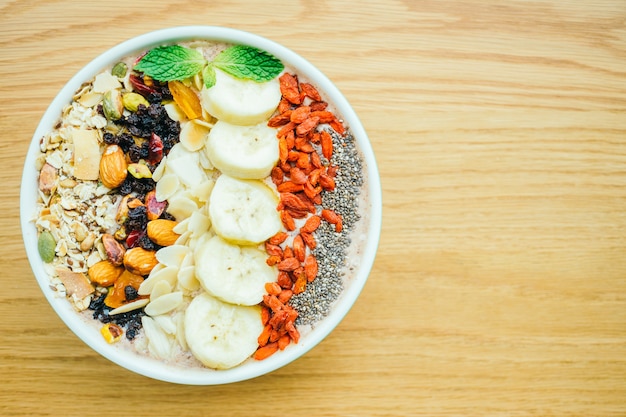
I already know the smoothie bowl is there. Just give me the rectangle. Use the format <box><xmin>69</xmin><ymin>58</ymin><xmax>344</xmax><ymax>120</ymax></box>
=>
<box><xmin>20</xmin><ymin>26</ymin><xmax>381</xmax><ymax>384</ymax></box>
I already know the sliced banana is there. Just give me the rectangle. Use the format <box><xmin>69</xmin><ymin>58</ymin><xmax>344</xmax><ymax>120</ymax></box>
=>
<box><xmin>184</xmin><ymin>292</ymin><xmax>264</xmax><ymax>370</ymax></box>
<box><xmin>208</xmin><ymin>174</ymin><xmax>282</xmax><ymax>245</ymax></box>
<box><xmin>205</xmin><ymin>120</ymin><xmax>279</xmax><ymax>180</ymax></box>
<box><xmin>200</xmin><ymin>68</ymin><xmax>281</xmax><ymax>126</ymax></box>
<box><xmin>195</xmin><ymin>234</ymin><xmax>277</xmax><ymax>306</ymax></box>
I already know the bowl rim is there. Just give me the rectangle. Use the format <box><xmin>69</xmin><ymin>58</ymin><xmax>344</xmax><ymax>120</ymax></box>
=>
<box><xmin>20</xmin><ymin>25</ymin><xmax>382</xmax><ymax>385</ymax></box>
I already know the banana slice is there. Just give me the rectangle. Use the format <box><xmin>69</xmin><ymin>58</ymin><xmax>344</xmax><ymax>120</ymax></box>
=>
<box><xmin>205</xmin><ymin>120</ymin><xmax>279</xmax><ymax>180</ymax></box>
<box><xmin>195</xmin><ymin>234</ymin><xmax>277</xmax><ymax>305</ymax></box>
<box><xmin>184</xmin><ymin>292</ymin><xmax>264</xmax><ymax>369</ymax></box>
<box><xmin>209</xmin><ymin>174</ymin><xmax>282</xmax><ymax>245</ymax></box>
<box><xmin>200</xmin><ymin>68</ymin><xmax>281</xmax><ymax>126</ymax></box>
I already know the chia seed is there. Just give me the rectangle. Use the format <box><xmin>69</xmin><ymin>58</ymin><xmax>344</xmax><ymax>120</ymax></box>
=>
<box><xmin>289</xmin><ymin>129</ymin><xmax>364</xmax><ymax>325</ymax></box>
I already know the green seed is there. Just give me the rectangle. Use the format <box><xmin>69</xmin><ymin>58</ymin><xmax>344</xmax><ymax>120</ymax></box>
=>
<box><xmin>38</xmin><ymin>231</ymin><xmax>56</xmax><ymax>263</ymax></box>
<box><xmin>111</xmin><ymin>62</ymin><xmax>128</xmax><ymax>78</ymax></box>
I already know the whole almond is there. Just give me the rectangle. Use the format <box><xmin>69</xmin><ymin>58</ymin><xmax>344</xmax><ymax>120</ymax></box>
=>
<box><xmin>147</xmin><ymin>219</ymin><xmax>180</xmax><ymax>246</ymax></box>
<box><xmin>88</xmin><ymin>260</ymin><xmax>124</xmax><ymax>287</ymax></box>
<box><xmin>123</xmin><ymin>247</ymin><xmax>158</xmax><ymax>276</ymax></box>
<box><xmin>99</xmin><ymin>144</ymin><xmax>127</xmax><ymax>189</ymax></box>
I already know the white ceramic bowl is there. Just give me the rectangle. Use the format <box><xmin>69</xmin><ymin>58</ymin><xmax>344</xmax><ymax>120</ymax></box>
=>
<box><xmin>20</xmin><ymin>26</ymin><xmax>382</xmax><ymax>385</ymax></box>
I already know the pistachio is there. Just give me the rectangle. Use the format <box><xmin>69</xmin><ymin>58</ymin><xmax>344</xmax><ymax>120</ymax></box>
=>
<box><xmin>102</xmin><ymin>233</ymin><xmax>126</xmax><ymax>266</ymax></box>
<box><xmin>128</xmin><ymin>163</ymin><xmax>152</xmax><ymax>179</ymax></box>
<box><xmin>113</xmin><ymin>227</ymin><xmax>127</xmax><ymax>241</ymax></box>
<box><xmin>115</xmin><ymin>195</ymin><xmax>131</xmax><ymax>224</ymax></box>
<box><xmin>111</xmin><ymin>62</ymin><xmax>128</xmax><ymax>78</ymax></box>
<box><xmin>38</xmin><ymin>231</ymin><xmax>56</xmax><ymax>263</ymax></box>
<box><xmin>102</xmin><ymin>89</ymin><xmax>123</xmax><ymax>121</ymax></box>
<box><xmin>122</xmin><ymin>92</ymin><xmax>150</xmax><ymax>112</ymax></box>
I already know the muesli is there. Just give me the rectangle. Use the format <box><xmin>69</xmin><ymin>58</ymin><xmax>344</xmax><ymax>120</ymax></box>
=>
<box><xmin>33</xmin><ymin>40</ymin><xmax>364</xmax><ymax>369</ymax></box>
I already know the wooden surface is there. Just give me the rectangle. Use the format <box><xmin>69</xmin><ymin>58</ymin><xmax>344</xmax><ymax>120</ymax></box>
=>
<box><xmin>1</xmin><ymin>0</ymin><xmax>625</xmax><ymax>415</ymax></box>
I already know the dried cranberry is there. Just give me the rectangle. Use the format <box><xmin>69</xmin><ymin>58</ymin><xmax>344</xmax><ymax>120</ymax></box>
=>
<box><xmin>148</xmin><ymin>133</ymin><xmax>164</xmax><ymax>164</ymax></box>
<box><xmin>125</xmin><ymin>230</ymin><xmax>143</xmax><ymax>248</ymax></box>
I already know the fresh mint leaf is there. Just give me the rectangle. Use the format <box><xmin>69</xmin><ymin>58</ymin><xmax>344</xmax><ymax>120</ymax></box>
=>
<box><xmin>134</xmin><ymin>45</ymin><xmax>207</xmax><ymax>81</ymax></box>
<box><xmin>202</xmin><ymin>64</ymin><xmax>216</xmax><ymax>89</ymax></box>
<box><xmin>213</xmin><ymin>45</ymin><xmax>284</xmax><ymax>83</ymax></box>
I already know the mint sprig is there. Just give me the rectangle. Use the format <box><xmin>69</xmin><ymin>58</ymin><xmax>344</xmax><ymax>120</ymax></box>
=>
<box><xmin>133</xmin><ymin>44</ymin><xmax>284</xmax><ymax>88</ymax></box>
<box><xmin>213</xmin><ymin>45</ymin><xmax>284</xmax><ymax>83</ymax></box>
<box><xmin>134</xmin><ymin>45</ymin><xmax>206</xmax><ymax>81</ymax></box>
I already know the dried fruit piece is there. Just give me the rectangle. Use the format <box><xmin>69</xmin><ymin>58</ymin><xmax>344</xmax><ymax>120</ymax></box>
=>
<box><xmin>268</xmin><ymin>232</ymin><xmax>289</xmax><ymax>245</ymax></box>
<box><xmin>38</xmin><ymin>231</ymin><xmax>56</xmax><ymax>263</ymax></box>
<box><xmin>277</xmin><ymin>257</ymin><xmax>300</xmax><ymax>272</ymax></box>
<box><xmin>320</xmin><ymin>130</ymin><xmax>333</xmax><ymax>160</ymax></box>
<box><xmin>145</xmin><ymin>190</ymin><xmax>167</xmax><ymax>221</ymax></box>
<box><xmin>290</xmin><ymin>105</ymin><xmax>310</xmax><ymax>124</ymax></box>
<box><xmin>168</xmin><ymin>80</ymin><xmax>202</xmax><ymax>119</ymax></box>
<box><xmin>301</xmin><ymin>215</ymin><xmax>321</xmax><ymax>234</ymax></box>
<box><xmin>293</xmin><ymin>235</ymin><xmax>305</xmax><ymax>263</ymax></box>
<box><xmin>104</xmin><ymin>269</ymin><xmax>145</xmax><ymax>308</ymax></box>
<box><xmin>295</xmin><ymin>116</ymin><xmax>319</xmax><ymax>137</ymax></box>
<box><xmin>279</xmin><ymin>73</ymin><xmax>301</xmax><ymax>105</ymax></box>
<box><xmin>304</xmin><ymin>255</ymin><xmax>318</xmax><ymax>282</ymax></box>
<box><xmin>100</xmin><ymin>323</ymin><xmax>124</xmax><ymax>343</ymax></box>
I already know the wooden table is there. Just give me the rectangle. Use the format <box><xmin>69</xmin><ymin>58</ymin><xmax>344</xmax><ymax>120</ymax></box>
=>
<box><xmin>1</xmin><ymin>1</ymin><xmax>625</xmax><ymax>415</ymax></box>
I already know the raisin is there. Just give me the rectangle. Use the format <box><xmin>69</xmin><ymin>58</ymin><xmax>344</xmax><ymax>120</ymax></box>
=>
<box><xmin>128</xmin><ymin>144</ymin><xmax>142</xmax><ymax>162</ymax></box>
<box><xmin>124</xmin><ymin>285</ymin><xmax>138</xmax><ymax>301</ymax></box>
<box><xmin>103</xmin><ymin>132</ymin><xmax>117</xmax><ymax>145</ymax></box>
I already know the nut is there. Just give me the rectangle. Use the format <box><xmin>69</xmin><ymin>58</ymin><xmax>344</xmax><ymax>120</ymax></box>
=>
<box><xmin>102</xmin><ymin>233</ymin><xmax>126</xmax><ymax>266</ymax></box>
<box><xmin>115</xmin><ymin>194</ymin><xmax>131</xmax><ymax>224</ymax></box>
<box><xmin>111</xmin><ymin>62</ymin><xmax>128</xmax><ymax>78</ymax></box>
<box><xmin>100</xmin><ymin>144</ymin><xmax>128</xmax><ymax>189</ymax></box>
<box><xmin>147</xmin><ymin>219</ymin><xmax>180</xmax><ymax>246</ymax></box>
<box><xmin>123</xmin><ymin>247</ymin><xmax>158</xmax><ymax>276</ymax></box>
<box><xmin>127</xmin><ymin>162</ymin><xmax>152</xmax><ymax>179</ymax></box>
<box><xmin>102</xmin><ymin>89</ymin><xmax>123</xmax><ymax>121</ymax></box>
<box><xmin>80</xmin><ymin>232</ymin><xmax>96</xmax><ymax>252</ymax></box>
<box><xmin>88</xmin><ymin>260</ymin><xmax>124</xmax><ymax>287</ymax></box>
<box><xmin>122</xmin><ymin>92</ymin><xmax>150</xmax><ymax>112</ymax></box>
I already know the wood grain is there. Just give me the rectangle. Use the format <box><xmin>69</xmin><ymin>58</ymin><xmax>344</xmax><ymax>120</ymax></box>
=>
<box><xmin>1</xmin><ymin>0</ymin><xmax>625</xmax><ymax>415</ymax></box>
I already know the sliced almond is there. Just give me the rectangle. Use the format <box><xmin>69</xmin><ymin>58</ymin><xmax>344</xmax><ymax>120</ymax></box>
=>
<box><xmin>108</xmin><ymin>298</ymin><xmax>150</xmax><ymax>315</ymax></box>
<box><xmin>145</xmin><ymin>291</ymin><xmax>183</xmax><ymax>316</ymax></box>
<box><xmin>138</xmin><ymin>265</ymin><xmax>178</xmax><ymax>295</ymax></box>
<box><xmin>180</xmin><ymin>119</ymin><xmax>210</xmax><ymax>152</ymax></box>
<box><xmin>155</xmin><ymin>245</ymin><xmax>190</xmax><ymax>268</ymax></box>
<box><xmin>177</xmin><ymin>265</ymin><xmax>200</xmax><ymax>292</ymax></box>
<box><xmin>150</xmin><ymin>279</ymin><xmax>172</xmax><ymax>301</ymax></box>
<box><xmin>166</xmin><ymin>194</ymin><xmax>198</xmax><ymax>221</ymax></box>
<box><xmin>155</xmin><ymin>173</ymin><xmax>180</xmax><ymax>202</ymax></box>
